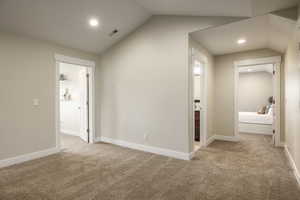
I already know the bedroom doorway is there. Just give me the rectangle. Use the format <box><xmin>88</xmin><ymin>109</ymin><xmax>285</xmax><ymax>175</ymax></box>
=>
<box><xmin>55</xmin><ymin>54</ymin><xmax>95</xmax><ymax>150</ymax></box>
<box><xmin>234</xmin><ymin>56</ymin><xmax>281</xmax><ymax>146</ymax></box>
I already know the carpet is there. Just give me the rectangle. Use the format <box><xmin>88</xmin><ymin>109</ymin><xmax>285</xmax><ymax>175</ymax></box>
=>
<box><xmin>0</xmin><ymin>133</ymin><xmax>299</xmax><ymax>200</ymax></box>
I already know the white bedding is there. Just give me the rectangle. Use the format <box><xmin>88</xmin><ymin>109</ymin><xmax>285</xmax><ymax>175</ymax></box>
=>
<box><xmin>239</xmin><ymin>112</ymin><xmax>273</xmax><ymax>125</ymax></box>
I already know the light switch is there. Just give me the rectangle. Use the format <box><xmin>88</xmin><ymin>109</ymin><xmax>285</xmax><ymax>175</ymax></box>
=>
<box><xmin>33</xmin><ymin>98</ymin><xmax>39</xmax><ymax>106</ymax></box>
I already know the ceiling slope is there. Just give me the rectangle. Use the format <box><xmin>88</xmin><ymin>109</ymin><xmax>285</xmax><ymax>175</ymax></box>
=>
<box><xmin>134</xmin><ymin>0</ymin><xmax>253</xmax><ymax>17</ymax></box>
<box><xmin>134</xmin><ymin>0</ymin><xmax>298</xmax><ymax>17</ymax></box>
<box><xmin>190</xmin><ymin>14</ymin><xmax>296</xmax><ymax>55</ymax></box>
<box><xmin>271</xmin><ymin>6</ymin><xmax>298</xmax><ymax>21</ymax></box>
<box><xmin>0</xmin><ymin>0</ymin><xmax>151</xmax><ymax>54</ymax></box>
<box><xmin>0</xmin><ymin>0</ymin><xmax>298</xmax><ymax>54</ymax></box>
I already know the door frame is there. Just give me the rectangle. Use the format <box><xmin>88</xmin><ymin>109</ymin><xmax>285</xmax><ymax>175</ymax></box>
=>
<box><xmin>234</xmin><ymin>56</ymin><xmax>281</xmax><ymax>146</ymax></box>
<box><xmin>54</xmin><ymin>54</ymin><xmax>96</xmax><ymax>150</ymax></box>
<box><xmin>189</xmin><ymin>47</ymin><xmax>208</xmax><ymax>152</ymax></box>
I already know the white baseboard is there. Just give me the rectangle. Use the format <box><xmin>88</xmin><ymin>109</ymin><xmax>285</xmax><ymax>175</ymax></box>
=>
<box><xmin>214</xmin><ymin>135</ymin><xmax>239</xmax><ymax>142</ymax></box>
<box><xmin>95</xmin><ymin>137</ymin><xmax>190</xmax><ymax>160</ymax></box>
<box><xmin>188</xmin><ymin>151</ymin><xmax>195</xmax><ymax>160</ymax></box>
<box><xmin>284</xmin><ymin>145</ymin><xmax>300</xmax><ymax>186</ymax></box>
<box><xmin>205</xmin><ymin>136</ymin><xmax>216</xmax><ymax>146</ymax></box>
<box><xmin>0</xmin><ymin>147</ymin><xmax>61</xmax><ymax>168</ymax></box>
<box><xmin>61</xmin><ymin>129</ymin><xmax>80</xmax><ymax>136</ymax></box>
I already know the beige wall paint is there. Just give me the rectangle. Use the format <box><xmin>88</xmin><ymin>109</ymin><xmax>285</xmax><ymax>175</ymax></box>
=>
<box><xmin>214</xmin><ymin>49</ymin><xmax>283</xmax><ymax>137</ymax></box>
<box><xmin>238</xmin><ymin>71</ymin><xmax>273</xmax><ymax>112</ymax></box>
<box><xmin>98</xmin><ymin>16</ymin><xmax>240</xmax><ymax>154</ymax></box>
<box><xmin>284</xmin><ymin>6</ymin><xmax>300</xmax><ymax>177</ymax></box>
<box><xmin>0</xmin><ymin>32</ymin><xmax>99</xmax><ymax>160</ymax></box>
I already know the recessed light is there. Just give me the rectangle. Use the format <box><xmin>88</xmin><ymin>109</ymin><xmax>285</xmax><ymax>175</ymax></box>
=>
<box><xmin>247</xmin><ymin>68</ymin><xmax>253</xmax><ymax>72</ymax></box>
<box><xmin>89</xmin><ymin>18</ymin><xmax>99</xmax><ymax>27</ymax></box>
<box><xmin>237</xmin><ymin>39</ymin><xmax>246</xmax><ymax>44</ymax></box>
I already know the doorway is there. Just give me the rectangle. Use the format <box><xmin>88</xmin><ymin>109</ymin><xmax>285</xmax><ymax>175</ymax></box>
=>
<box><xmin>234</xmin><ymin>56</ymin><xmax>281</xmax><ymax>146</ymax></box>
<box><xmin>55</xmin><ymin>54</ymin><xmax>95</xmax><ymax>150</ymax></box>
<box><xmin>190</xmin><ymin>47</ymin><xmax>208</xmax><ymax>152</ymax></box>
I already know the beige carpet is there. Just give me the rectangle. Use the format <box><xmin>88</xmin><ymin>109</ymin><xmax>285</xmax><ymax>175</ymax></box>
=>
<box><xmin>0</xmin><ymin>133</ymin><xmax>299</xmax><ymax>200</ymax></box>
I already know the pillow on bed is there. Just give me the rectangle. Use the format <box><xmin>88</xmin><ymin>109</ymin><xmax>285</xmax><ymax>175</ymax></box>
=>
<box><xmin>257</xmin><ymin>106</ymin><xmax>267</xmax><ymax>114</ymax></box>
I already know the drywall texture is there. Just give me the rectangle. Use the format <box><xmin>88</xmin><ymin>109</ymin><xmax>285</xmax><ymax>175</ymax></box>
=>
<box><xmin>214</xmin><ymin>49</ymin><xmax>283</xmax><ymax>138</ymax></box>
<box><xmin>97</xmin><ymin>16</ymin><xmax>240</xmax><ymax>154</ymax></box>
<box><xmin>238</xmin><ymin>71</ymin><xmax>273</xmax><ymax>112</ymax></box>
<box><xmin>284</xmin><ymin>11</ymin><xmax>300</xmax><ymax>178</ymax></box>
<box><xmin>0</xmin><ymin>32</ymin><xmax>98</xmax><ymax>160</ymax></box>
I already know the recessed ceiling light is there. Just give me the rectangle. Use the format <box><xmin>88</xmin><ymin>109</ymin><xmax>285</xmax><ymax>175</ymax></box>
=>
<box><xmin>89</xmin><ymin>18</ymin><xmax>99</xmax><ymax>27</ymax></box>
<box><xmin>247</xmin><ymin>68</ymin><xmax>253</xmax><ymax>72</ymax></box>
<box><xmin>237</xmin><ymin>38</ymin><xmax>246</xmax><ymax>44</ymax></box>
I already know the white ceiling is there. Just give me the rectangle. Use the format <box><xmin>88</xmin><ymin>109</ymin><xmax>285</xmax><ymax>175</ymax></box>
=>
<box><xmin>135</xmin><ymin>0</ymin><xmax>253</xmax><ymax>17</ymax></box>
<box><xmin>190</xmin><ymin>14</ymin><xmax>296</xmax><ymax>55</ymax></box>
<box><xmin>239</xmin><ymin>64</ymin><xmax>273</xmax><ymax>74</ymax></box>
<box><xmin>0</xmin><ymin>0</ymin><xmax>151</xmax><ymax>54</ymax></box>
<box><xmin>0</xmin><ymin>0</ymin><xmax>297</xmax><ymax>54</ymax></box>
<box><xmin>134</xmin><ymin>0</ymin><xmax>298</xmax><ymax>17</ymax></box>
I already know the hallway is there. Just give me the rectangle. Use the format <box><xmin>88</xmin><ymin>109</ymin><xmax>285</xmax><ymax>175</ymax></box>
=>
<box><xmin>0</xmin><ymin>134</ymin><xmax>299</xmax><ymax>200</ymax></box>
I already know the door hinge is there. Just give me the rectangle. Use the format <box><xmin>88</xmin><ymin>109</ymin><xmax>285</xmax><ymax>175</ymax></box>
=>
<box><xmin>273</xmin><ymin>70</ymin><xmax>275</xmax><ymax>75</ymax></box>
<box><xmin>86</xmin><ymin>73</ymin><xmax>90</xmax><ymax>78</ymax></box>
<box><xmin>87</xmin><ymin>129</ymin><xmax>90</xmax><ymax>133</ymax></box>
<box><xmin>273</xmin><ymin>130</ymin><xmax>275</xmax><ymax>134</ymax></box>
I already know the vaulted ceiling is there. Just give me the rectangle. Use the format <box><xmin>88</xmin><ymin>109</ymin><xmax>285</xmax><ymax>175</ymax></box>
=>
<box><xmin>0</xmin><ymin>0</ymin><xmax>297</xmax><ymax>54</ymax></box>
<box><xmin>190</xmin><ymin>14</ymin><xmax>296</xmax><ymax>55</ymax></box>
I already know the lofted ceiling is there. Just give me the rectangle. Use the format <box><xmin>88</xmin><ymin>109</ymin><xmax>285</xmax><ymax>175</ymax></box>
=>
<box><xmin>134</xmin><ymin>0</ymin><xmax>298</xmax><ymax>17</ymax></box>
<box><xmin>0</xmin><ymin>0</ymin><xmax>298</xmax><ymax>54</ymax></box>
<box><xmin>0</xmin><ymin>0</ymin><xmax>151</xmax><ymax>54</ymax></box>
<box><xmin>190</xmin><ymin>14</ymin><xmax>296</xmax><ymax>55</ymax></box>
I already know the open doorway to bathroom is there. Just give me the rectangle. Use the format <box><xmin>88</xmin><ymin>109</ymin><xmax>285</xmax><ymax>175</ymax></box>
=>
<box><xmin>55</xmin><ymin>54</ymin><xmax>95</xmax><ymax>150</ymax></box>
<box><xmin>190</xmin><ymin>47</ymin><xmax>208</xmax><ymax>152</ymax></box>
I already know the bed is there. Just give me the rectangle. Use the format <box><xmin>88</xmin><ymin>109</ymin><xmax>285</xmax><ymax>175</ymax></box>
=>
<box><xmin>239</xmin><ymin>109</ymin><xmax>273</xmax><ymax>135</ymax></box>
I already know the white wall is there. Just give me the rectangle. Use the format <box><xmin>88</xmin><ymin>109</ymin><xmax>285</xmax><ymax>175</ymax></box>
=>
<box><xmin>214</xmin><ymin>49</ymin><xmax>282</xmax><ymax>137</ymax></box>
<box><xmin>238</xmin><ymin>71</ymin><xmax>273</xmax><ymax>112</ymax></box>
<box><xmin>97</xmin><ymin>16</ymin><xmax>240</xmax><ymax>154</ymax></box>
<box><xmin>59</xmin><ymin>63</ymin><xmax>86</xmax><ymax>136</ymax></box>
<box><xmin>0</xmin><ymin>32</ymin><xmax>98</xmax><ymax>160</ymax></box>
<box><xmin>284</xmin><ymin>6</ymin><xmax>300</xmax><ymax>177</ymax></box>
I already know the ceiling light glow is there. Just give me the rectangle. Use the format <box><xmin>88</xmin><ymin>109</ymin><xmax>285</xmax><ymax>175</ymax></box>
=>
<box><xmin>89</xmin><ymin>18</ymin><xmax>99</xmax><ymax>27</ymax></box>
<box><xmin>237</xmin><ymin>39</ymin><xmax>246</xmax><ymax>44</ymax></box>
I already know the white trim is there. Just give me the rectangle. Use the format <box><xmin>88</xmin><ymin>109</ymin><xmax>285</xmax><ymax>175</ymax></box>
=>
<box><xmin>234</xmin><ymin>56</ymin><xmax>281</xmax><ymax>146</ymax></box>
<box><xmin>96</xmin><ymin>137</ymin><xmax>191</xmax><ymax>160</ymax></box>
<box><xmin>284</xmin><ymin>145</ymin><xmax>300</xmax><ymax>186</ymax></box>
<box><xmin>201</xmin><ymin>135</ymin><xmax>238</xmax><ymax>146</ymax></box>
<box><xmin>55</xmin><ymin>54</ymin><xmax>95</xmax><ymax>67</ymax></box>
<box><xmin>234</xmin><ymin>56</ymin><xmax>281</xmax><ymax>66</ymax></box>
<box><xmin>205</xmin><ymin>136</ymin><xmax>216</xmax><ymax>146</ymax></box>
<box><xmin>0</xmin><ymin>147</ymin><xmax>60</xmax><ymax>168</ymax></box>
<box><xmin>189</xmin><ymin>47</ymin><xmax>208</xmax><ymax>151</ymax></box>
<box><xmin>55</xmin><ymin>54</ymin><xmax>96</xmax><ymax>147</ymax></box>
<box><xmin>214</xmin><ymin>135</ymin><xmax>240</xmax><ymax>142</ymax></box>
<box><xmin>61</xmin><ymin>129</ymin><xmax>80</xmax><ymax>136</ymax></box>
<box><xmin>239</xmin><ymin>123</ymin><xmax>273</xmax><ymax>135</ymax></box>
<box><xmin>189</xmin><ymin>151</ymin><xmax>196</xmax><ymax>160</ymax></box>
